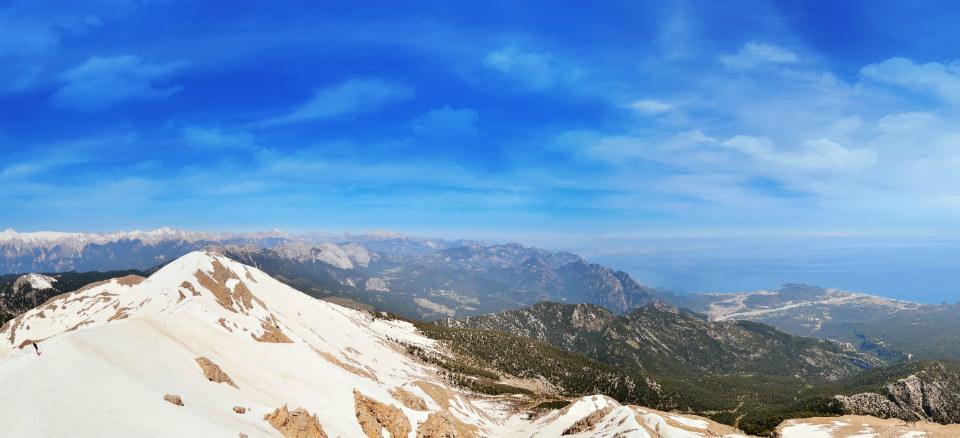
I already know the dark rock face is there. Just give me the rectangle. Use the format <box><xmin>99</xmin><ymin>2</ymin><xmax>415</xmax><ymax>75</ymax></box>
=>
<box><xmin>834</xmin><ymin>362</ymin><xmax>960</xmax><ymax>424</ymax></box>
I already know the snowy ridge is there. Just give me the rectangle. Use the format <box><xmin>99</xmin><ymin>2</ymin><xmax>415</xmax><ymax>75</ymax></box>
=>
<box><xmin>0</xmin><ymin>227</ymin><xmax>288</xmax><ymax>251</ymax></box>
<box><xmin>13</xmin><ymin>273</ymin><xmax>57</xmax><ymax>291</ymax></box>
<box><xmin>0</xmin><ymin>251</ymin><xmax>752</xmax><ymax>437</ymax></box>
<box><xmin>777</xmin><ymin>415</ymin><xmax>960</xmax><ymax>437</ymax></box>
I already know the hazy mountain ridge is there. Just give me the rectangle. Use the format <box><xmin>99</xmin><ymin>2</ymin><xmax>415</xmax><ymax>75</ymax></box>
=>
<box><xmin>219</xmin><ymin>241</ymin><xmax>655</xmax><ymax>319</ymax></box>
<box><xmin>0</xmin><ymin>228</ymin><xmax>467</xmax><ymax>275</ymax></box>
<box><xmin>660</xmin><ymin>283</ymin><xmax>960</xmax><ymax>361</ymax></box>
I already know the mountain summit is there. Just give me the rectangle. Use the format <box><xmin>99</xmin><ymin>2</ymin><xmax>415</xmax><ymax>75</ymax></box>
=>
<box><xmin>0</xmin><ymin>251</ymin><xmax>744</xmax><ymax>437</ymax></box>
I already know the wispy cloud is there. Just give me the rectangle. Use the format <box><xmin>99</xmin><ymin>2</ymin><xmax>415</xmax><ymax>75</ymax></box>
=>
<box><xmin>260</xmin><ymin>79</ymin><xmax>414</xmax><ymax>126</ymax></box>
<box><xmin>483</xmin><ymin>46</ymin><xmax>581</xmax><ymax>91</ymax></box>
<box><xmin>861</xmin><ymin>57</ymin><xmax>960</xmax><ymax>104</ymax></box>
<box><xmin>628</xmin><ymin>99</ymin><xmax>674</xmax><ymax>115</ymax></box>
<box><xmin>720</xmin><ymin>42</ymin><xmax>799</xmax><ymax>70</ymax></box>
<box><xmin>409</xmin><ymin>106</ymin><xmax>479</xmax><ymax>139</ymax></box>
<box><xmin>180</xmin><ymin>126</ymin><xmax>257</xmax><ymax>150</ymax></box>
<box><xmin>51</xmin><ymin>55</ymin><xmax>187</xmax><ymax>111</ymax></box>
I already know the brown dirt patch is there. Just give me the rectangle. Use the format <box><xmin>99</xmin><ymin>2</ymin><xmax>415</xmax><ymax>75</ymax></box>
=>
<box><xmin>181</xmin><ymin>281</ymin><xmax>200</xmax><ymax>296</ymax></box>
<box><xmin>252</xmin><ymin>315</ymin><xmax>292</xmax><ymax>343</ymax></box>
<box><xmin>115</xmin><ymin>275</ymin><xmax>146</xmax><ymax>286</ymax></box>
<box><xmin>413</xmin><ymin>381</ymin><xmax>457</xmax><ymax>410</ymax></box>
<box><xmin>195</xmin><ymin>356</ymin><xmax>238</xmax><ymax>388</ymax></box>
<box><xmin>416</xmin><ymin>411</ymin><xmax>479</xmax><ymax>438</ymax></box>
<box><xmin>317</xmin><ymin>350</ymin><xmax>377</xmax><ymax>380</ymax></box>
<box><xmin>390</xmin><ymin>387</ymin><xmax>428</xmax><ymax>411</ymax></box>
<box><xmin>65</xmin><ymin>320</ymin><xmax>94</xmax><ymax>332</ymax></box>
<box><xmin>194</xmin><ymin>259</ymin><xmax>267</xmax><ymax>314</ymax></box>
<box><xmin>563</xmin><ymin>406</ymin><xmax>613</xmax><ymax>435</ymax></box>
<box><xmin>107</xmin><ymin>307</ymin><xmax>131</xmax><ymax>322</ymax></box>
<box><xmin>163</xmin><ymin>394</ymin><xmax>183</xmax><ymax>406</ymax></box>
<box><xmin>74</xmin><ymin>279</ymin><xmax>112</xmax><ymax>294</ymax></box>
<box><xmin>233</xmin><ymin>406</ymin><xmax>247</xmax><ymax>414</ymax></box>
<box><xmin>353</xmin><ymin>390</ymin><xmax>412</xmax><ymax>438</ymax></box>
<box><xmin>264</xmin><ymin>405</ymin><xmax>328</xmax><ymax>438</ymax></box>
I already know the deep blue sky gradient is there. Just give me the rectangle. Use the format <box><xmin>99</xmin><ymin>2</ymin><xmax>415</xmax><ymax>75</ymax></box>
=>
<box><xmin>3</xmin><ymin>0</ymin><xmax>960</xmax><ymax>242</ymax></box>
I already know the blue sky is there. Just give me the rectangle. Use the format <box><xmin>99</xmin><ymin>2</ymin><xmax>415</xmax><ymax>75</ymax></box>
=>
<box><xmin>3</xmin><ymin>0</ymin><xmax>960</xmax><ymax>240</ymax></box>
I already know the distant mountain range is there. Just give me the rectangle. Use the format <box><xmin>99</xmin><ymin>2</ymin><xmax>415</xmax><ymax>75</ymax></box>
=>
<box><xmin>0</xmin><ymin>228</ymin><xmax>655</xmax><ymax>320</ymax></box>
<box><xmin>221</xmin><ymin>241</ymin><xmax>654</xmax><ymax>319</ymax></box>
<box><xmin>0</xmin><ymin>227</ymin><xmax>465</xmax><ymax>274</ymax></box>
<box><xmin>657</xmin><ymin>284</ymin><xmax>960</xmax><ymax>362</ymax></box>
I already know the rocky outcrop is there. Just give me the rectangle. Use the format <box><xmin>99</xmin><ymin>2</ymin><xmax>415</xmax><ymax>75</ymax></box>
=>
<box><xmin>562</xmin><ymin>406</ymin><xmax>614</xmax><ymax>435</ymax></box>
<box><xmin>195</xmin><ymin>356</ymin><xmax>238</xmax><ymax>387</ymax></box>
<box><xmin>163</xmin><ymin>394</ymin><xmax>183</xmax><ymax>406</ymax></box>
<box><xmin>390</xmin><ymin>387</ymin><xmax>427</xmax><ymax>410</ymax></box>
<box><xmin>416</xmin><ymin>411</ymin><xmax>478</xmax><ymax>438</ymax></box>
<box><xmin>353</xmin><ymin>390</ymin><xmax>412</xmax><ymax>438</ymax></box>
<box><xmin>264</xmin><ymin>405</ymin><xmax>328</xmax><ymax>438</ymax></box>
<box><xmin>834</xmin><ymin>362</ymin><xmax>960</xmax><ymax>423</ymax></box>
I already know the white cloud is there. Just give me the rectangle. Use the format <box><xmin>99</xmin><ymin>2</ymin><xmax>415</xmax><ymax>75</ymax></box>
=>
<box><xmin>261</xmin><ymin>79</ymin><xmax>413</xmax><ymax>126</ymax></box>
<box><xmin>720</xmin><ymin>42</ymin><xmax>799</xmax><ymax>70</ymax></box>
<box><xmin>409</xmin><ymin>106</ymin><xmax>479</xmax><ymax>139</ymax></box>
<box><xmin>51</xmin><ymin>55</ymin><xmax>186</xmax><ymax>111</ymax></box>
<box><xmin>629</xmin><ymin>99</ymin><xmax>674</xmax><ymax>114</ymax></box>
<box><xmin>860</xmin><ymin>57</ymin><xmax>960</xmax><ymax>103</ymax></box>
<box><xmin>484</xmin><ymin>46</ymin><xmax>562</xmax><ymax>90</ymax></box>
<box><xmin>722</xmin><ymin>135</ymin><xmax>877</xmax><ymax>174</ymax></box>
<box><xmin>181</xmin><ymin>126</ymin><xmax>257</xmax><ymax>150</ymax></box>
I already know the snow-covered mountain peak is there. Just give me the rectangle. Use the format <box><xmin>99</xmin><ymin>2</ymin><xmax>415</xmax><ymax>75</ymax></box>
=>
<box><xmin>0</xmin><ymin>250</ymin><xmax>759</xmax><ymax>437</ymax></box>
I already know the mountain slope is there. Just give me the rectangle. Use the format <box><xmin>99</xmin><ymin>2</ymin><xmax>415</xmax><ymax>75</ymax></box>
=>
<box><xmin>0</xmin><ymin>269</ymin><xmax>149</xmax><ymax>325</ymax></box>
<box><xmin>441</xmin><ymin>301</ymin><xmax>893</xmax><ymax>435</ymax></box>
<box><xmin>442</xmin><ymin>301</ymin><xmax>878</xmax><ymax>380</ymax></box>
<box><xmin>0</xmin><ymin>251</ymin><xmax>745</xmax><ymax>438</ymax></box>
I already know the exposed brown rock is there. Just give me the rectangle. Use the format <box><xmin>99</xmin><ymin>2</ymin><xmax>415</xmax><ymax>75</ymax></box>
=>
<box><xmin>115</xmin><ymin>275</ymin><xmax>146</xmax><ymax>286</ymax></box>
<box><xmin>233</xmin><ymin>406</ymin><xmax>247</xmax><ymax>414</ymax></box>
<box><xmin>353</xmin><ymin>390</ymin><xmax>412</xmax><ymax>438</ymax></box>
<box><xmin>317</xmin><ymin>350</ymin><xmax>377</xmax><ymax>380</ymax></box>
<box><xmin>416</xmin><ymin>411</ymin><xmax>478</xmax><ymax>438</ymax></box>
<box><xmin>218</xmin><ymin>318</ymin><xmax>234</xmax><ymax>332</ymax></box>
<box><xmin>244</xmin><ymin>268</ymin><xmax>258</xmax><ymax>283</ymax></box>
<box><xmin>6</xmin><ymin>314</ymin><xmax>24</xmax><ymax>343</ymax></box>
<box><xmin>390</xmin><ymin>387</ymin><xmax>428</xmax><ymax>411</ymax></box>
<box><xmin>195</xmin><ymin>356</ymin><xmax>238</xmax><ymax>388</ymax></box>
<box><xmin>163</xmin><ymin>394</ymin><xmax>183</xmax><ymax>406</ymax></box>
<box><xmin>252</xmin><ymin>317</ymin><xmax>292</xmax><ymax>343</ymax></box>
<box><xmin>562</xmin><ymin>406</ymin><xmax>613</xmax><ymax>435</ymax></box>
<box><xmin>74</xmin><ymin>279</ymin><xmax>112</xmax><ymax>294</ymax></box>
<box><xmin>181</xmin><ymin>281</ymin><xmax>200</xmax><ymax>296</ymax></box>
<box><xmin>65</xmin><ymin>320</ymin><xmax>94</xmax><ymax>332</ymax></box>
<box><xmin>17</xmin><ymin>338</ymin><xmax>46</xmax><ymax>350</ymax></box>
<box><xmin>413</xmin><ymin>381</ymin><xmax>456</xmax><ymax>410</ymax></box>
<box><xmin>107</xmin><ymin>307</ymin><xmax>131</xmax><ymax>322</ymax></box>
<box><xmin>195</xmin><ymin>258</ymin><xmax>268</xmax><ymax>315</ymax></box>
<box><xmin>264</xmin><ymin>405</ymin><xmax>328</xmax><ymax>438</ymax></box>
